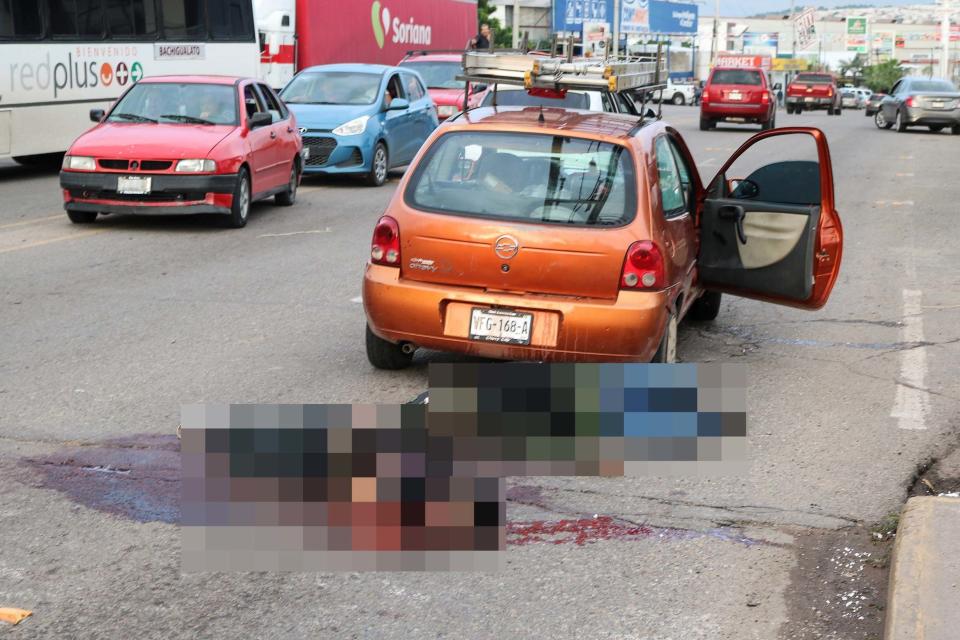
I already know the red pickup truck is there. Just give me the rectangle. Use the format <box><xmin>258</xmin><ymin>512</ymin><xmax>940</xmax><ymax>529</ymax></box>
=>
<box><xmin>786</xmin><ymin>73</ymin><xmax>843</xmax><ymax>115</ymax></box>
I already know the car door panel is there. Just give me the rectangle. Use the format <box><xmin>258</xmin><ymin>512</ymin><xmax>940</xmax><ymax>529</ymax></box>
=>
<box><xmin>698</xmin><ymin>127</ymin><xmax>842</xmax><ymax>310</ymax></box>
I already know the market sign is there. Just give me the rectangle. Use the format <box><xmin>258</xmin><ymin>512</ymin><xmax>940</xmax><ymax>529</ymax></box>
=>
<box><xmin>714</xmin><ymin>53</ymin><xmax>771</xmax><ymax>72</ymax></box>
<box><xmin>846</xmin><ymin>16</ymin><xmax>869</xmax><ymax>53</ymax></box>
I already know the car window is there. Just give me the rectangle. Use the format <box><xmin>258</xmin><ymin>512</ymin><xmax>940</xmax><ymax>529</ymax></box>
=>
<box><xmin>616</xmin><ymin>92</ymin><xmax>638</xmax><ymax>115</ymax></box>
<box><xmin>795</xmin><ymin>74</ymin><xmax>833</xmax><ymax>84</ymax></box>
<box><xmin>280</xmin><ymin>71</ymin><xmax>382</xmax><ymax>105</ymax></box>
<box><xmin>891</xmin><ymin>80</ymin><xmax>904</xmax><ymax>95</ymax></box>
<box><xmin>601</xmin><ymin>92</ymin><xmax>616</xmax><ymax>112</ymax></box>
<box><xmin>386</xmin><ymin>74</ymin><xmax>406</xmax><ymax>104</ymax></box>
<box><xmin>106</xmin><ymin>82</ymin><xmax>239</xmax><ymax>126</ymax></box>
<box><xmin>244</xmin><ymin>84</ymin><xmax>265</xmax><ymax>119</ymax></box>
<box><xmin>398</xmin><ymin>61</ymin><xmax>461</xmax><ymax>89</ymax></box>
<box><xmin>667</xmin><ymin>137</ymin><xmax>693</xmax><ymax>211</ymax></box>
<box><xmin>480</xmin><ymin>89</ymin><xmax>590</xmax><ymax>110</ymax></box>
<box><xmin>711</xmin><ymin>70</ymin><xmax>762</xmax><ymax>86</ymax></box>
<box><xmin>257</xmin><ymin>83</ymin><xmax>287</xmax><ymax>122</ymax></box>
<box><xmin>407</xmin><ymin>131</ymin><xmax>637</xmax><ymax>228</ymax></box>
<box><xmin>654</xmin><ymin>136</ymin><xmax>686</xmax><ymax>217</ymax></box>
<box><xmin>909</xmin><ymin>80</ymin><xmax>956</xmax><ymax>92</ymax></box>
<box><xmin>402</xmin><ymin>73</ymin><xmax>426</xmax><ymax>101</ymax></box>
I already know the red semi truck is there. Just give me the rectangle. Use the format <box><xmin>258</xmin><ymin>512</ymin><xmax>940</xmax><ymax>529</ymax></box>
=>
<box><xmin>254</xmin><ymin>0</ymin><xmax>478</xmax><ymax>89</ymax></box>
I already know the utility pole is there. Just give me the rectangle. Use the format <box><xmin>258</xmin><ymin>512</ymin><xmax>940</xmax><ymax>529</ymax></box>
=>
<box><xmin>512</xmin><ymin>0</ymin><xmax>521</xmax><ymax>49</ymax></box>
<box><xmin>790</xmin><ymin>0</ymin><xmax>796</xmax><ymax>56</ymax></box>
<box><xmin>709</xmin><ymin>0</ymin><xmax>720</xmax><ymax>67</ymax></box>
<box><xmin>939</xmin><ymin>0</ymin><xmax>954</xmax><ymax>80</ymax></box>
<box><xmin>613</xmin><ymin>0</ymin><xmax>620</xmax><ymax>58</ymax></box>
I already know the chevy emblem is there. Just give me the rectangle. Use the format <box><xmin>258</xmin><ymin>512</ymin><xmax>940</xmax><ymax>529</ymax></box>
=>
<box><xmin>494</xmin><ymin>235</ymin><xmax>519</xmax><ymax>260</ymax></box>
<box><xmin>298</xmin><ymin>127</ymin><xmax>307</xmax><ymax>134</ymax></box>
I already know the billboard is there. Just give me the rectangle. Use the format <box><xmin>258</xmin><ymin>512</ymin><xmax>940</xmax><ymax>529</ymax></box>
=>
<box><xmin>846</xmin><ymin>16</ymin><xmax>869</xmax><ymax>54</ymax></box>
<box><xmin>742</xmin><ymin>32</ymin><xmax>778</xmax><ymax>56</ymax></box>
<box><xmin>554</xmin><ymin>0</ymin><xmax>697</xmax><ymax>35</ymax></box>
<box><xmin>794</xmin><ymin>8</ymin><xmax>817</xmax><ymax>50</ymax></box>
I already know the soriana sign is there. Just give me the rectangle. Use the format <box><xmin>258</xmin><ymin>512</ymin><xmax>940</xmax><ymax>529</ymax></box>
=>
<box><xmin>714</xmin><ymin>53</ymin><xmax>771</xmax><ymax>72</ymax></box>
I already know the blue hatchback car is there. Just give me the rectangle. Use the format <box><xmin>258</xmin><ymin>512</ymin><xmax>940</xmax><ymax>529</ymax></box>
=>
<box><xmin>279</xmin><ymin>64</ymin><xmax>439</xmax><ymax>186</ymax></box>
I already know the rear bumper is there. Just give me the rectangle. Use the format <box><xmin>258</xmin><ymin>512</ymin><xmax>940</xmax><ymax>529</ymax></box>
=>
<box><xmin>903</xmin><ymin>107</ymin><xmax>960</xmax><ymax>126</ymax></box>
<box><xmin>362</xmin><ymin>263</ymin><xmax>670</xmax><ymax>362</ymax></box>
<box><xmin>60</xmin><ymin>171</ymin><xmax>236</xmax><ymax>215</ymax></box>
<box><xmin>701</xmin><ymin>103</ymin><xmax>770</xmax><ymax>121</ymax></box>
<box><xmin>786</xmin><ymin>96</ymin><xmax>834</xmax><ymax>109</ymax></box>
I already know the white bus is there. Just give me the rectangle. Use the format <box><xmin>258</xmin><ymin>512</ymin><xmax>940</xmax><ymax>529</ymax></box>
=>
<box><xmin>0</xmin><ymin>0</ymin><xmax>260</xmax><ymax>165</ymax></box>
<box><xmin>253</xmin><ymin>0</ymin><xmax>295</xmax><ymax>90</ymax></box>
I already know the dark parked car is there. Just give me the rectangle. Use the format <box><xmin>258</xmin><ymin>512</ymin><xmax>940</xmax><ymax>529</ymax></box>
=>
<box><xmin>865</xmin><ymin>92</ymin><xmax>887</xmax><ymax>116</ymax></box>
<box><xmin>874</xmin><ymin>77</ymin><xmax>960</xmax><ymax>134</ymax></box>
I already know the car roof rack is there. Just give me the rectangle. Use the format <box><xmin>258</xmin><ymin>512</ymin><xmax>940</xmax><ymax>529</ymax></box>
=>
<box><xmin>458</xmin><ymin>48</ymin><xmax>667</xmax><ymax>96</ymax></box>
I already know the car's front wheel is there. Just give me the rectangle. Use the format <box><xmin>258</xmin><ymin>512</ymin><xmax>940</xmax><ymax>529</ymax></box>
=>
<box><xmin>67</xmin><ymin>210</ymin><xmax>98</xmax><ymax>224</ymax></box>
<box><xmin>274</xmin><ymin>159</ymin><xmax>300</xmax><ymax>206</ymax></box>
<box><xmin>365</xmin><ymin>143</ymin><xmax>388</xmax><ymax>187</ymax></box>
<box><xmin>366</xmin><ymin>325</ymin><xmax>413</xmax><ymax>370</ymax></box>
<box><xmin>672</xmin><ymin>93</ymin><xmax>685</xmax><ymax>106</ymax></box>
<box><xmin>895</xmin><ymin>110</ymin><xmax>908</xmax><ymax>132</ymax></box>
<box><xmin>224</xmin><ymin>167</ymin><xmax>251</xmax><ymax>228</ymax></box>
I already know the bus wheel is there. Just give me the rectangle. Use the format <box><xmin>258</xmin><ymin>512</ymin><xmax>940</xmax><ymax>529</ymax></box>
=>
<box><xmin>67</xmin><ymin>210</ymin><xmax>98</xmax><ymax>224</ymax></box>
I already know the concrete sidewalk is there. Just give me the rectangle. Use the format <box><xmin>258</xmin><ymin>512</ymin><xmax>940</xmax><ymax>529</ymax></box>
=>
<box><xmin>884</xmin><ymin>496</ymin><xmax>960</xmax><ymax>639</ymax></box>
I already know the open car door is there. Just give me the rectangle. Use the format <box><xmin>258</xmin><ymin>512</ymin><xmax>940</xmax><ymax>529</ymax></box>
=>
<box><xmin>698</xmin><ymin>127</ymin><xmax>843</xmax><ymax>309</ymax></box>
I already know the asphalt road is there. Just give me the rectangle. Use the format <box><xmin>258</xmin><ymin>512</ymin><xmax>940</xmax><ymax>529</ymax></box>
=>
<box><xmin>1</xmin><ymin>105</ymin><xmax>959</xmax><ymax>639</ymax></box>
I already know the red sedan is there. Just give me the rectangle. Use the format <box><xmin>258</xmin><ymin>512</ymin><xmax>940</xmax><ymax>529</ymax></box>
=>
<box><xmin>60</xmin><ymin>75</ymin><xmax>303</xmax><ymax>228</ymax></box>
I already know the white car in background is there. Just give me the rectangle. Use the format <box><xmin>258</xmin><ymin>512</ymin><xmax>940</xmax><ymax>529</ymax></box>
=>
<box><xmin>653</xmin><ymin>78</ymin><xmax>697</xmax><ymax>106</ymax></box>
<box><xmin>479</xmin><ymin>85</ymin><xmax>641</xmax><ymax>114</ymax></box>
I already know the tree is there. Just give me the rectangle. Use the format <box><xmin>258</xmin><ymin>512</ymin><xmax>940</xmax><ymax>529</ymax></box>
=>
<box><xmin>862</xmin><ymin>59</ymin><xmax>904</xmax><ymax>93</ymax></box>
<box><xmin>478</xmin><ymin>0</ymin><xmax>513</xmax><ymax>48</ymax></box>
<box><xmin>838</xmin><ymin>54</ymin><xmax>866</xmax><ymax>84</ymax></box>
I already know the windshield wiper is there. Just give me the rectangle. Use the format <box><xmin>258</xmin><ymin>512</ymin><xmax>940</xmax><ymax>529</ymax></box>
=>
<box><xmin>110</xmin><ymin>113</ymin><xmax>157</xmax><ymax>123</ymax></box>
<box><xmin>285</xmin><ymin>100</ymin><xmax>338</xmax><ymax>105</ymax></box>
<box><xmin>160</xmin><ymin>114</ymin><xmax>215</xmax><ymax>125</ymax></box>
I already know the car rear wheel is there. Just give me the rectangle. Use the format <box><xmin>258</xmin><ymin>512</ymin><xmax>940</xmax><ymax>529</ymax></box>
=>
<box><xmin>875</xmin><ymin>110</ymin><xmax>892</xmax><ymax>129</ymax></box>
<box><xmin>672</xmin><ymin>93</ymin><xmax>685</xmax><ymax>106</ymax></box>
<box><xmin>687</xmin><ymin>291</ymin><xmax>722</xmax><ymax>322</ymax></box>
<box><xmin>952</xmin><ymin>125</ymin><xmax>960</xmax><ymax>135</ymax></box>
<box><xmin>365</xmin><ymin>143</ymin><xmax>388</xmax><ymax>187</ymax></box>
<box><xmin>699</xmin><ymin>116</ymin><xmax>714</xmax><ymax>131</ymax></box>
<box><xmin>66</xmin><ymin>210</ymin><xmax>98</xmax><ymax>224</ymax></box>
<box><xmin>274</xmin><ymin>159</ymin><xmax>300</xmax><ymax>206</ymax></box>
<box><xmin>651</xmin><ymin>311</ymin><xmax>678</xmax><ymax>363</ymax></box>
<box><xmin>895</xmin><ymin>110</ymin><xmax>908</xmax><ymax>132</ymax></box>
<box><xmin>224</xmin><ymin>168</ymin><xmax>251</xmax><ymax>228</ymax></box>
<box><xmin>365</xmin><ymin>325</ymin><xmax>413</xmax><ymax>370</ymax></box>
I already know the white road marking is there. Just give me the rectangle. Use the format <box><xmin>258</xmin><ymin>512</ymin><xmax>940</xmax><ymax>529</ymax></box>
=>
<box><xmin>257</xmin><ymin>228</ymin><xmax>331</xmax><ymax>238</ymax></box>
<box><xmin>895</xmin><ymin>173</ymin><xmax>915</xmax><ymax>178</ymax></box>
<box><xmin>350</xmin><ymin>296</ymin><xmax>363</xmax><ymax>303</ymax></box>
<box><xmin>699</xmin><ymin>158</ymin><xmax>718</xmax><ymax>167</ymax></box>
<box><xmin>0</xmin><ymin>214</ymin><xmax>63</xmax><ymax>230</ymax></box>
<box><xmin>890</xmin><ymin>289</ymin><xmax>928</xmax><ymax>430</ymax></box>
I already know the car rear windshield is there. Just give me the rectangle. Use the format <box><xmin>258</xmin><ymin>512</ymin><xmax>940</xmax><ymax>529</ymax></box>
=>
<box><xmin>711</xmin><ymin>70</ymin><xmax>762</xmax><ymax>85</ymax></box>
<box><xmin>795</xmin><ymin>74</ymin><xmax>833</xmax><ymax>84</ymax></box>
<box><xmin>909</xmin><ymin>80</ymin><xmax>957</xmax><ymax>92</ymax></box>
<box><xmin>398</xmin><ymin>61</ymin><xmax>461</xmax><ymax>89</ymax></box>
<box><xmin>280</xmin><ymin>71</ymin><xmax>382</xmax><ymax>105</ymax></box>
<box><xmin>406</xmin><ymin>131</ymin><xmax>637</xmax><ymax>227</ymax></box>
<box><xmin>481</xmin><ymin>89</ymin><xmax>591</xmax><ymax>109</ymax></box>
<box><xmin>107</xmin><ymin>83</ymin><xmax>238</xmax><ymax>125</ymax></box>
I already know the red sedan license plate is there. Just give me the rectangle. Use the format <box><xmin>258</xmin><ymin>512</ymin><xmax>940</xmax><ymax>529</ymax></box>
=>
<box><xmin>117</xmin><ymin>176</ymin><xmax>151</xmax><ymax>195</ymax></box>
<box><xmin>728</xmin><ymin>91</ymin><xmax>742</xmax><ymax>101</ymax></box>
<box><xmin>469</xmin><ymin>308</ymin><xmax>532</xmax><ymax>345</ymax></box>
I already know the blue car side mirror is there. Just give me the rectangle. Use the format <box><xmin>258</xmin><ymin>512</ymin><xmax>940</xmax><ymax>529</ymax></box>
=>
<box><xmin>387</xmin><ymin>98</ymin><xmax>410</xmax><ymax>111</ymax></box>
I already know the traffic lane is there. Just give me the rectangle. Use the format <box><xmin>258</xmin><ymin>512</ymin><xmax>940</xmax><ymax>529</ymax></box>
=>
<box><xmin>0</xmin><ymin>171</ymin><xmax>428</xmax><ymax>442</ymax></box>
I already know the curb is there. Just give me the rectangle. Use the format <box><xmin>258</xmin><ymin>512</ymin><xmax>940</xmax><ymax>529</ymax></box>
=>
<box><xmin>884</xmin><ymin>496</ymin><xmax>960</xmax><ymax>639</ymax></box>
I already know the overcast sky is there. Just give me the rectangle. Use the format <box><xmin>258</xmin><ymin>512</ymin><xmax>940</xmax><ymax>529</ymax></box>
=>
<box><xmin>716</xmin><ymin>1</ymin><xmax>933</xmax><ymax>16</ymax></box>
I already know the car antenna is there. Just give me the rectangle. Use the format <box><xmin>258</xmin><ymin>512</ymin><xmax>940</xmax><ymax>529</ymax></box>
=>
<box><xmin>538</xmin><ymin>105</ymin><xmax>545</xmax><ymax>123</ymax></box>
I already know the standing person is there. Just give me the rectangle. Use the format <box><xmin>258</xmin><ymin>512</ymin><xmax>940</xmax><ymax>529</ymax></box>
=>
<box><xmin>777</xmin><ymin>86</ymin><xmax>784</xmax><ymax>108</ymax></box>
<box><xmin>693</xmin><ymin>80</ymin><xmax>703</xmax><ymax>106</ymax></box>
<box><xmin>471</xmin><ymin>23</ymin><xmax>492</xmax><ymax>50</ymax></box>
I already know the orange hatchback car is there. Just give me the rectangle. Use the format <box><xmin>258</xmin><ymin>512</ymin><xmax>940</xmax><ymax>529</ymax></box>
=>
<box><xmin>362</xmin><ymin>107</ymin><xmax>843</xmax><ymax>368</ymax></box>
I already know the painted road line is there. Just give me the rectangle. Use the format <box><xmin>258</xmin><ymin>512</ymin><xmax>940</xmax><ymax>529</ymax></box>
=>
<box><xmin>0</xmin><ymin>229</ymin><xmax>106</xmax><ymax>255</ymax></box>
<box><xmin>257</xmin><ymin>228</ymin><xmax>332</xmax><ymax>238</ymax></box>
<box><xmin>0</xmin><ymin>214</ymin><xmax>64</xmax><ymax>230</ymax></box>
<box><xmin>890</xmin><ymin>289</ymin><xmax>929</xmax><ymax>430</ymax></box>
<box><xmin>351</xmin><ymin>296</ymin><xmax>363</xmax><ymax>303</ymax></box>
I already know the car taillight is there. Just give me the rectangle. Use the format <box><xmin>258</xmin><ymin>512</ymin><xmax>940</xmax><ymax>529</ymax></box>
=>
<box><xmin>701</xmin><ymin>88</ymin><xmax>710</xmax><ymax>103</ymax></box>
<box><xmin>761</xmin><ymin>91</ymin><xmax>770</xmax><ymax>104</ymax></box>
<box><xmin>620</xmin><ymin>241</ymin><xmax>665</xmax><ymax>290</ymax></box>
<box><xmin>905</xmin><ymin>96</ymin><xmax>917</xmax><ymax>108</ymax></box>
<box><xmin>370</xmin><ymin>215</ymin><xmax>400</xmax><ymax>266</ymax></box>
<box><xmin>827</xmin><ymin>86</ymin><xmax>834</xmax><ymax>97</ymax></box>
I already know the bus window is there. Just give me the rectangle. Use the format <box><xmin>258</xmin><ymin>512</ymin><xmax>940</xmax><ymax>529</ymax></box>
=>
<box><xmin>48</xmin><ymin>0</ymin><xmax>104</xmax><ymax>38</ymax></box>
<box><xmin>0</xmin><ymin>0</ymin><xmax>43</xmax><ymax>39</ymax></box>
<box><xmin>105</xmin><ymin>0</ymin><xmax>158</xmax><ymax>37</ymax></box>
<box><xmin>209</xmin><ymin>0</ymin><xmax>253</xmax><ymax>40</ymax></box>
<box><xmin>161</xmin><ymin>0</ymin><xmax>205</xmax><ymax>40</ymax></box>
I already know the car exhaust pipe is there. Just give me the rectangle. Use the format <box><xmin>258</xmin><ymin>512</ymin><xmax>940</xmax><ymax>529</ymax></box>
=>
<box><xmin>400</xmin><ymin>342</ymin><xmax>417</xmax><ymax>355</ymax></box>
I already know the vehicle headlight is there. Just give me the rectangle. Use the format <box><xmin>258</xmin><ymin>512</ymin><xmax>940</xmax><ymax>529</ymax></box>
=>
<box><xmin>333</xmin><ymin>115</ymin><xmax>370</xmax><ymax>136</ymax></box>
<box><xmin>437</xmin><ymin>105</ymin><xmax>457</xmax><ymax>118</ymax></box>
<box><xmin>63</xmin><ymin>155</ymin><xmax>96</xmax><ymax>171</ymax></box>
<box><xmin>175</xmin><ymin>159</ymin><xmax>217</xmax><ymax>173</ymax></box>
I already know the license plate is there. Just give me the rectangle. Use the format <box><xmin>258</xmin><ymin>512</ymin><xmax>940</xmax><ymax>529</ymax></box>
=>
<box><xmin>931</xmin><ymin>101</ymin><xmax>945</xmax><ymax>109</ymax></box>
<box><xmin>728</xmin><ymin>91</ymin><xmax>742</xmax><ymax>101</ymax></box>
<box><xmin>469</xmin><ymin>308</ymin><xmax>532</xmax><ymax>345</ymax></box>
<box><xmin>805</xmin><ymin>97</ymin><xmax>817</xmax><ymax>103</ymax></box>
<box><xmin>117</xmin><ymin>176</ymin><xmax>151</xmax><ymax>195</ymax></box>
